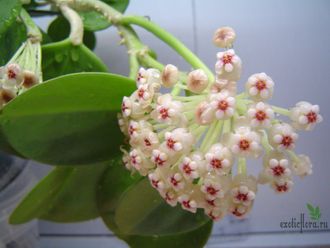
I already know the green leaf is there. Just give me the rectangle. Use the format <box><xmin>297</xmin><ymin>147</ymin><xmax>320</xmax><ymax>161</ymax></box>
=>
<box><xmin>97</xmin><ymin>156</ymin><xmax>142</xmax><ymax>233</ymax></box>
<box><xmin>97</xmin><ymin>161</ymin><xmax>212</xmax><ymax>248</ymax></box>
<box><xmin>0</xmin><ymin>0</ymin><xmax>22</xmax><ymax>34</ymax></box>
<box><xmin>0</xmin><ymin>20</ymin><xmax>27</xmax><ymax>66</ymax></box>
<box><xmin>10</xmin><ymin>162</ymin><xmax>108</xmax><ymax>224</ymax></box>
<box><xmin>42</xmin><ymin>39</ymin><xmax>108</xmax><ymax>80</ymax></box>
<box><xmin>0</xmin><ymin>72</ymin><xmax>136</xmax><ymax>165</ymax></box>
<box><xmin>47</xmin><ymin>16</ymin><xmax>96</xmax><ymax>50</ymax></box>
<box><xmin>115</xmin><ymin>179</ymin><xmax>210</xmax><ymax>236</ymax></box>
<box><xmin>79</xmin><ymin>0</ymin><xmax>129</xmax><ymax>31</ymax></box>
<box><xmin>306</xmin><ymin>203</ymin><xmax>314</xmax><ymax>212</ymax></box>
<box><xmin>306</xmin><ymin>203</ymin><xmax>321</xmax><ymax>221</ymax></box>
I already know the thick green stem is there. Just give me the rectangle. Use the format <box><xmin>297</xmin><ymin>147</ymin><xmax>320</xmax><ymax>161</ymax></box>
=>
<box><xmin>120</xmin><ymin>15</ymin><xmax>214</xmax><ymax>82</ymax></box>
<box><xmin>20</xmin><ymin>9</ymin><xmax>42</xmax><ymax>42</ymax></box>
<box><xmin>238</xmin><ymin>157</ymin><xmax>247</xmax><ymax>175</ymax></box>
<box><xmin>272</xmin><ymin>106</ymin><xmax>290</xmax><ymax>116</ymax></box>
<box><xmin>59</xmin><ymin>4</ymin><xmax>84</xmax><ymax>45</ymax></box>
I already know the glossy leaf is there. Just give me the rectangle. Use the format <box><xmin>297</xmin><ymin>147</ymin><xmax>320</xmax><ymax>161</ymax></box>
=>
<box><xmin>47</xmin><ymin>16</ymin><xmax>96</xmax><ymax>50</ymax></box>
<box><xmin>97</xmin><ymin>156</ymin><xmax>142</xmax><ymax>233</ymax></box>
<box><xmin>10</xmin><ymin>162</ymin><xmax>108</xmax><ymax>224</ymax></box>
<box><xmin>79</xmin><ymin>0</ymin><xmax>129</xmax><ymax>31</ymax></box>
<box><xmin>42</xmin><ymin>39</ymin><xmax>108</xmax><ymax>80</ymax></box>
<box><xmin>0</xmin><ymin>73</ymin><xmax>136</xmax><ymax>165</ymax></box>
<box><xmin>98</xmin><ymin>163</ymin><xmax>212</xmax><ymax>248</ymax></box>
<box><xmin>0</xmin><ymin>0</ymin><xmax>22</xmax><ymax>34</ymax></box>
<box><xmin>115</xmin><ymin>179</ymin><xmax>211</xmax><ymax>236</ymax></box>
<box><xmin>0</xmin><ymin>20</ymin><xmax>26</xmax><ymax>65</ymax></box>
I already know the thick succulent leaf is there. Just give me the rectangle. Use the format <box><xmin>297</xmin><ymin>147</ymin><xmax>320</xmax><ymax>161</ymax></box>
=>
<box><xmin>0</xmin><ymin>20</ymin><xmax>26</xmax><ymax>66</ymax></box>
<box><xmin>115</xmin><ymin>179</ymin><xmax>210</xmax><ymax>236</ymax></box>
<box><xmin>97</xmin><ymin>156</ymin><xmax>142</xmax><ymax>233</ymax></box>
<box><xmin>47</xmin><ymin>16</ymin><xmax>96</xmax><ymax>50</ymax></box>
<box><xmin>0</xmin><ymin>0</ymin><xmax>22</xmax><ymax>34</ymax></box>
<box><xmin>79</xmin><ymin>0</ymin><xmax>130</xmax><ymax>31</ymax></box>
<box><xmin>10</xmin><ymin>162</ymin><xmax>109</xmax><ymax>224</ymax></box>
<box><xmin>0</xmin><ymin>73</ymin><xmax>135</xmax><ymax>165</ymax></box>
<box><xmin>42</xmin><ymin>39</ymin><xmax>108</xmax><ymax>80</ymax></box>
<box><xmin>98</xmin><ymin>162</ymin><xmax>212</xmax><ymax>248</ymax></box>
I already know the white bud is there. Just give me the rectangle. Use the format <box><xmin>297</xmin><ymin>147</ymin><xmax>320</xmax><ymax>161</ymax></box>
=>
<box><xmin>161</xmin><ymin>64</ymin><xmax>179</xmax><ymax>87</ymax></box>
<box><xmin>187</xmin><ymin>69</ymin><xmax>208</xmax><ymax>93</ymax></box>
<box><xmin>213</xmin><ymin>26</ymin><xmax>236</xmax><ymax>48</ymax></box>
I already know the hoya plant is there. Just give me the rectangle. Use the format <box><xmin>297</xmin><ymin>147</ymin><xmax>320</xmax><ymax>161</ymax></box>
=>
<box><xmin>0</xmin><ymin>0</ymin><xmax>322</xmax><ymax>247</ymax></box>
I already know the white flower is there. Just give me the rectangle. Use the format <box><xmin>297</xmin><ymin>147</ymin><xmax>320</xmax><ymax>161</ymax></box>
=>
<box><xmin>148</xmin><ymin>168</ymin><xmax>168</xmax><ymax>191</ymax></box>
<box><xmin>151</xmin><ymin>94</ymin><xmax>184</xmax><ymax>124</ymax></box>
<box><xmin>195</xmin><ymin>101</ymin><xmax>215</xmax><ymax>125</ymax></box>
<box><xmin>127</xmin><ymin>120</ymin><xmax>151</xmax><ymax>138</ymax></box>
<box><xmin>178</xmin><ymin>194</ymin><xmax>198</xmax><ymax>213</ymax></box>
<box><xmin>187</xmin><ymin>69</ymin><xmax>209</xmax><ymax>93</ymax></box>
<box><xmin>215</xmin><ymin>49</ymin><xmax>242</xmax><ymax>81</ymax></box>
<box><xmin>160</xmin><ymin>188</ymin><xmax>178</xmax><ymax>207</ymax></box>
<box><xmin>136</xmin><ymin>67</ymin><xmax>161</xmax><ymax>86</ymax></box>
<box><xmin>230</xmin><ymin>175</ymin><xmax>257</xmax><ymax>206</ymax></box>
<box><xmin>229</xmin><ymin>203</ymin><xmax>251</xmax><ymax>218</ymax></box>
<box><xmin>163</xmin><ymin>128</ymin><xmax>194</xmax><ymax>154</ymax></box>
<box><xmin>179</xmin><ymin>153</ymin><xmax>203</xmax><ymax>180</ymax></box>
<box><xmin>290</xmin><ymin>101</ymin><xmax>322</xmax><ymax>131</ymax></box>
<box><xmin>121</xmin><ymin>96</ymin><xmax>145</xmax><ymax>118</ymax></box>
<box><xmin>206</xmin><ymin>207</ymin><xmax>227</xmax><ymax>221</ymax></box>
<box><xmin>210</xmin><ymin>90</ymin><xmax>236</xmax><ymax>120</ymax></box>
<box><xmin>230</xmin><ymin>126</ymin><xmax>262</xmax><ymax>158</ymax></box>
<box><xmin>291</xmin><ymin>154</ymin><xmax>312</xmax><ymax>178</ymax></box>
<box><xmin>213</xmin><ymin>26</ymin><xmax>236</xmax><ymax>48</ymax></box>
<box><xmin>129</xmin><ymin>148</ymin><xmax>153</xmax><ymax>175</ymax></box>
<box><xmin>246</xmin><ymin>73</ymin><xmax>274</xmax><ymax>101</ymax></box>
<box><xmin>161</xmin><ymin>64</ymin><xmax>179</xmax><ymax>87</ymax></box>
<box><xmin>137</xmin><ymin>129</ymin><xmax>159</xmax><ymax>155</ymax></box>
<box><xmin>210</xmin><ymin>79</ymin><xmax>237</xmax><ymax>95</ymax></box>
<box><xmin>134</xmin><ymin>83</ymin><xmax>156</xmax><ymax>107</ymax></box>
<box><xmin>205</xmin><ymin>143</ymin><xmax>233</xmax><ymax>175</ymax></box>
<box><xmin>151</xmin><ymin>149</ymin><xmax>168</xmax><ymax>167</ymax></box>
<box><xmin>247</xmin><ymin>102</ymin><xmax>274</xmax><ymax>128</ymax></box>
<box><xmin>168</xmin><ymin>172</ymin><xmax>185</xmax><ymax>191</ymax></box>
<box><xmin>2</xmin><ymin>63</ymin><xmax>23</xmax><ymax>90</ymax></box>
<box><xmin>117</xmin><ymin>113</ymin><xmax>129</xmax><ymax>136</ymax></box>
<box><xmin>271</xmin><ymin>178</ymin><xmax>293</xmax><ymax>193</ymax></box>
<box><xmin>265</xmin><ymin>157</ymin><xmax>291</xmax><ymax>180</ymax></box>
<box><xmin>269</xmin><ymin>123</ymin><xmax>298</xmax><ymax>151</ymax></box>
<box><xmin>201</xmin><ymin>176</ymin><xmax>229</xmax><ymax>200</ymax></box>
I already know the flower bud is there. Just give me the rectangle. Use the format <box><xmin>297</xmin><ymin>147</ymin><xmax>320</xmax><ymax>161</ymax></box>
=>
<box><xmin>187</xmin><ymin>69</ymin><xmax>209</xmax><ymax>93</ymax></box>
<box><xmin>161</xmin><ymin>64</ymin><xmax>179</xmax><ymax>87</ymax></box>
<box><xmin>213</xmin><ymin>26</ymin><xmax>236</xmax><ymax>48</ymax></box>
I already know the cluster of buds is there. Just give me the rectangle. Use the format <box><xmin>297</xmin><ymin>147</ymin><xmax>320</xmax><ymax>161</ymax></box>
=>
<box><xmin>118</xmin><ymin>27</ymin><xmax>322</xmax><ymax>221</ymax></box>
<box><xmin>0</xmin><ymin>39</ymin><xmax>42</xmax><ymax>108</ymax></box>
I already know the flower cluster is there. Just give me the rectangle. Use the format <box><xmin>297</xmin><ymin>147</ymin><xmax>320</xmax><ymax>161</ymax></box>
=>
<box><xmin>0</xmin><ymin>39</ymin><xmax>42</xmax><ymax>108</ymax></box>
<box><xmin>118</xmin><ymin>27</ymin><xmax>322</xmax><ymax>221</ymax></box>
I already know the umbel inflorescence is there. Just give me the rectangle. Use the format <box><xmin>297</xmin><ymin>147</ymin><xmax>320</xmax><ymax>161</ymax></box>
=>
<box><xmin>118</xmin><ymin>27</ymin><xmax>322</xmax><ymax>221</ymax></box>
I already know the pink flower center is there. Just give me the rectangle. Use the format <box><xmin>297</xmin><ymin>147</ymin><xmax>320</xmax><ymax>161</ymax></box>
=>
<box><xmin>152</xmin><ymin>179</ymin><xmax>159</xmax><ymax>188</ymax></box>
<box><xmin>154</xmin><ymin>155</ymin><xmax>165</xmax><ymax>166</ymax></box>
<box><xmin>211</xmin><ymin>158</ymin><xmax>222</xmax><ymax>169</ymax></box>
<box><xmin>222</xmin><ymin>54</ymin><xmax>233</xmax><ymax>64</ymax></box>
<box><xmin>272</xmin><ymin>165</ymin><xmax>285</xmax><ymax>176</ymax></box>
<box><xmin>183</xmin><ymin>200</ymin><xmax>191</xmax><ymax>209</ymax></box>
<box><xmin>306</xmin><ymin>111</ymin><xmax>317</xmax><ymax>123</ymax></box>
<box><xmin>256</xmin><ymin>110</ymin><xmax>267</xmax><ymax>121</ymax></box>
<box><xmin>137</xmin><ymin>72</ymin><xmax>143</xmax><ymax>81</ymax></box>
<box><xmin>137</xmin><ymin>88</ymin><xmax>145</xmax><ymax>98</ymax></box>
<box><xmin>239</xmin><ymin>139</ymin><xmax>250</xmax><ymax>150</ymax></box>
<box><xmin>166</xmin><ymin>138</ymin><xmax>176</xmax><ymax>149</ymax></box>
<box><xmin>236</xmin><ymin>192</ymin><xmax>248</xmax><ymax>202</ymax></box>
<box><xmin>170</xmin><ymin>176</ymin><xmax>179</xmax><ymax>186</ymax></box>
<box><xmin>206</xmin><ymin>199</ymin><xmax>215</xmax><ymax>206</ymax></box>
<box><xmin>218</xmin><ymin>100</ymin><xmax>228</xmax><ymax>111</ymax></box>
<box><xmin>7</xmin><ymin>69</ymin><xmax>17</xmax><ymax>79</ymax></box>
<box><xmin>183</xmin><ymin>164</ymin><xmax>193</xmax><ymax>174</ymax></box>
<box><xmin>281</xmin><ymin>136</ymin><xmax>293</xmax><ymax>147</ymax></box>
<box><xmin>144</xmin><ymin>138</ymin><xmax>151</xmax><ymax>147</ymax></box>
<box><xmin>276</xmin><ymin>183</ymin><xmax>288</xmax><ymax>192</ymax></box>
<box><xmin>256</xmin><ymin>80</ymin><xmax>266</xmax><ymax>91</ymax></box>
<box><xmin>159</xmin><ymin>108</ymin><xmax>169</xmax><ymax>119</ymax></box>
<box><xmin>207</xmin><ymin>186</ymin><xmax>218</xmax><ymax>195</ymax></box>
<box><xmin>232</xmin><ymin>207</ymin><xmax>244</xmax><ymax>217</ymax></box>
